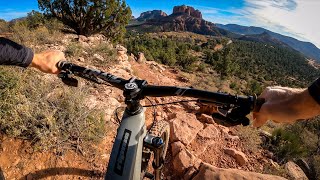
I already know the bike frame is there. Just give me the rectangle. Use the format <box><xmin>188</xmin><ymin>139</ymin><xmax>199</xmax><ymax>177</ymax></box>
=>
<box><xmin>106</xmin><ymin>95</ymin><xmax>166</xmax><ymax>180</ymax></box>
<box><xmin>105</xmin><ymin>108</ymin><xmax>146</xmax><ymax>180</ymax></box>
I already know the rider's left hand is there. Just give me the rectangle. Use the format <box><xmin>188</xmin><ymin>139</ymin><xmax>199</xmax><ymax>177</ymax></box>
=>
<box><xmin>30</xmin><ymin>50</ymin><xmax>65</xmax><ymax>74</ymax></box>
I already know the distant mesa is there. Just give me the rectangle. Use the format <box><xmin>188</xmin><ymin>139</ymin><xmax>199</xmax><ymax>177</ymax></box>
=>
<box><xmin>130</xmin><ymin>5</ymin><xmax>232</xmax><ymax>37</ymax></box>
<box><xmin>137</xmin><ymin>10</ymin><xmax>168</xmax><ymax>21</ymax></box>
<box><xmin>173</xmin><ymin>5</ymin><xmax>202</xmax><ymax>19</ymax></box>
<box><xmin>136</xmin><ymin>5</ymin><xmax>202</xmax><ymax>21</ymax></box>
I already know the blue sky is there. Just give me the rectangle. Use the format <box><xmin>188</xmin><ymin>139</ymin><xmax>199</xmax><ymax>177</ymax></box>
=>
<box><xmin>0</xmin><ymin>0</ymin><xmax>319</xmax><ymax>48</ymax></box>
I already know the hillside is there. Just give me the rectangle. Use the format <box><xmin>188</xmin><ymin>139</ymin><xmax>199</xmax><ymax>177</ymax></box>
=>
<box><xmin>237</xmin><ymin>32</ymin><xmax>290</xmax><ymax>48</ymax></box>
<box><xmin>125</xmin><ymin>32</ymin><xmax>320</xmax><ymax>88</ymax></box>
<box><xmin>217</xmin><ymin>24</ymin><xmax>320</xmax><ymax>62</ymax></box>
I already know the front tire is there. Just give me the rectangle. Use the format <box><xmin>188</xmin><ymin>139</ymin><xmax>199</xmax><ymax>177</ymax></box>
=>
<box><xmin>148</xmin><ymin>120</ymin><xmax>170</xmax><ymax>158</ymax></box>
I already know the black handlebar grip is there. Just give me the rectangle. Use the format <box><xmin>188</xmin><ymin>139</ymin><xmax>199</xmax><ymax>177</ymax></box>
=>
<box><xmin>254</xmin><ymin>98</ymin><xmax>265</xmax><ymax>112</ymax></box>
<box><xmin>56</xmin><ymin>61</ymin><xmax>69</xmax><ymax>70</ymax></box>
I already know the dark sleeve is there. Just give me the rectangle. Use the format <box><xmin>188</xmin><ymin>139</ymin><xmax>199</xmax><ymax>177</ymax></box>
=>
<box><xmin>308</xmin><ymin>78</ymin><xmax>320</xmax><ymax>105</ymax></box>
<box><xmin>0</xmin><ymin>37</ymin><xmax>33</xmax><ymax>67</ymax></box>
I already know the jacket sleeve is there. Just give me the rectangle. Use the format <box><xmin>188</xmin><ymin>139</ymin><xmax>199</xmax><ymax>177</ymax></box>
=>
<box><xmin>0</xmin><ymin>37</ymin><xmax>33</xmax><ymax>67</ymax></box>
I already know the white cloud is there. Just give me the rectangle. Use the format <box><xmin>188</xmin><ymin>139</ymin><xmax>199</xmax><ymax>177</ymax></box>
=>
<box><xmin>193</xmin><ymin>0</ymin><xmax>320</xmax><ymax>48</ymax></box>
<box><xmin>244</xmin><ymin>0</ymin><xmax>320</xmax><ymax>48</ymax></box>
<box><xmin>192</xmin><ymin>5</ymin><xmax>252</xmax><ymax>26</ymax></box>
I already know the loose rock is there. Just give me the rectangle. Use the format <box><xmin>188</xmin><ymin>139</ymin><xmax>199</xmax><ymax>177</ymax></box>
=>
<box><xmin>224</xmin><ymin>148</ymin><xmax>248</xmax><ymax>166</ymax></box>
<box><xmin>172</xmin><ymin>149</ymin><xmax>197</xmax><ymax>175</ymax></box>
<box><xmin>93</xmin><ymin>54</ymin><xmax>105</xmax><ymax>61</ymax></box>
<box><xmin>170</xmin><ymin>112</ymin><xmax>203</xmax><ymax>145</ymax></box>
<box><xmin>137</xmin><ymin>52</ymin><xmax>146</xmax><ymax>63</ymax></box>
<box><xmin>184</xmin><ymin>167</ymin><xmax>198</xmax><ymax>180</ymax></box>
<box><xmin>78</xmin><ymin>57</ymin><xmax>85</xmax><ymax>62</ymax></box>
<box><xmin>192</xmin><ymin>163</ymin><xmax>287</xmax><ymax>180</ymax></box>
<box><xmin>197</xmin><ymin>124</ymin><xmax>219</xmax><ymax>139</ymax></box>
<box><xmin>171</xmin><ymin>141</ymin><xmax>185</xmax><ymax>157</ymax></box>
<box><xmin>285</xmin><ymin>161</ymin><xmax>308</xmax><ymax>180</ymax></box>
<box><xmin>78</xmin><ymin>35</ymin><xmax>88</xmax><ymax>42</ymax></box>
<box><xmin>198</xmin><ymin>114</ymin><xmax>215</xmax><ymax>124</ymax></box>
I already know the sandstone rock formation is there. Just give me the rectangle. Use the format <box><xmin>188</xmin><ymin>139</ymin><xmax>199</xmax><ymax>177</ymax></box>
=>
<box><xmin>137</xmin><ymin>10</ymin><xmax>168</xmax><ymax>21</ymax></box>
<box><xmin>116</xmin><ymin>45</ymin><xmax>128</xmax><ymax>62</ymax></box>
<box><xmin>128</xmin><ymin>5</ymin><xmax>230</xmax><ymax>37</ymax></box>
<box><xmin>173</xmin><ymin>5</ymin><xmax>202</xmax><ymax>19</ymax></box>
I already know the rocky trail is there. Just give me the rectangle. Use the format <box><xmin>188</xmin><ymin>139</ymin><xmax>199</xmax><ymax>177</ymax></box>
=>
<box><xmin>0</xmin><ymin>36</ymin><xmax>307</xmax><ymax>180</ymax></box>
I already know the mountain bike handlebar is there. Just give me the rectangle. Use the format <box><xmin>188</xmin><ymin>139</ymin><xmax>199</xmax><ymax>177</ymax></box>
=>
<box><xmin>57</xmin><ymin>61</ymin><xmax>264</xmax><ymax>126</ymax></box>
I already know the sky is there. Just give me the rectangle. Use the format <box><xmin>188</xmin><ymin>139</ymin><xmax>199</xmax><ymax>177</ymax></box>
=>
<box><xmin>0</xmin><ymin>0</ymin><xmax>319</xmax><ymax>48</ymax></box>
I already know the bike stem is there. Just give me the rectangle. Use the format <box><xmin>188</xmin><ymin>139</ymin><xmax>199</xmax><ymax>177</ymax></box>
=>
<box><xmin>123</xmin><ymin>78</ymin><xmax>147</xmax><ymax>115</ymax></box>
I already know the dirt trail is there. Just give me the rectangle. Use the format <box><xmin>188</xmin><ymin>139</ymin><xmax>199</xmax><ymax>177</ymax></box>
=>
<box><xmin>0</xmin><ymin>59</ymin><xmax>270</xmax><ymax>179</ymax></box>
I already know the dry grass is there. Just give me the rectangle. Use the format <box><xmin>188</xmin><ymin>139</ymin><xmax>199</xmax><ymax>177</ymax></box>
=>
<box><xmin>0</xmin><ymin>67</ymin><xmax>105</xmax><ymax>154</ymax></box>
<box><xmin>11</xmin><ymin>22</ymin><xmax>63</xmax><ymax>47</ymax></box>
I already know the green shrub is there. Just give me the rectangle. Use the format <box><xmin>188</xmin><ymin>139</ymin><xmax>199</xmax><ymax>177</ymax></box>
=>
<box><xmin>197</xmin><ymin>63</ymin><xmax>206</xmax><ymax>72</ymax></box>
<box><xmin>229</xmin><ymin>82</ymin><xmax>237</xmax><ymax>89</ymax></box>
<box><xmin>65</xmin><ymin>42</ymin><xmax>84</xmax><ymax>57</ymax></box>
<box><xmin>193</xmin><ymin>45</ymin><xmax>202</xmax><ymax>52</ymax></box>
<box><xmin>246</xmin><ymin>80</ymin><xmax>263</xmax><ymax>95</ymax></box>
<box><xmin>204</xmin><ymin>50</ymin><xmax>219</xmax><ymax>66</ymax></box>
<box><xmin>90</xmin><ymin>42</ymin><xmax>117</xmax><ymax>63</ymax></box>
<box><xmin>26</xmin><ymin>10</ymin><xmax>46</xmax><ymax>29</ymax></box>
<box><xmin>179</xmin><ymin>56</ymin><xmax>197</xmax><ymax>71</ymax></box>
<box><xmin>271</xmin><ymin>128</ymin><xmax>307</xmax><ymax>161</ymax></box>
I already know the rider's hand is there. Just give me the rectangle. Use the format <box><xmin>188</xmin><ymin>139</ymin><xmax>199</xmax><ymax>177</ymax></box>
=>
<box><xmin>30</xmin><ymin>50</ymin><xmax>64</xmax><ymax>74</ymax></box>
<box><xmin>253</xmin><ymin>86</ymin><xmax>320</xmax><ymax>127</ymax></box>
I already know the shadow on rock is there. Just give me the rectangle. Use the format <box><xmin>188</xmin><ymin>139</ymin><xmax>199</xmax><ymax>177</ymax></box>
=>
<box><xmin>19</xmin><ymin>167</ymin><xmax>104</xmax><ymax>180</ymax></box>
<box><xmin>0</xmin><ymin>167</ymin><xmax>4</xmax><ymax>180</ymax></box>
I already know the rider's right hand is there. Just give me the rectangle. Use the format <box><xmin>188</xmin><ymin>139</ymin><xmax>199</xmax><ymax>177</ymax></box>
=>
<box><xmin>253</xmin><ymin>86</ymin><xmax>320</xmax><ymax>127</ymax></box>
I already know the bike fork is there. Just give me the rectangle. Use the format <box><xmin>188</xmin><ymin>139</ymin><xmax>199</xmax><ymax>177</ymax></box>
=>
<box><xmin>144</xmin><ymin>134</ymin><xmax>165</xmax><ymax>180</ymax></box>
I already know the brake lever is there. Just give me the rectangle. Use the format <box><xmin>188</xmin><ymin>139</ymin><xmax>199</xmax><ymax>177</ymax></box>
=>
<box><xmin>58</xmin><ymin>71</ymin><xmax>79</xmax><ymax>87</ymax></box>
<box><xmin>214</xmin><ymin>106</ymin><xmax>250</xmax><ymax>126</ymax></box>
<box><xmin>217</xmin><ymin>106</ymin><xmax>231</xmax><ymax>117</ymax></box>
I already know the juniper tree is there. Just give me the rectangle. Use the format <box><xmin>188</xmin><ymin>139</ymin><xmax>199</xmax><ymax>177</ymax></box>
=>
<box><xmin>38</xmin><ymin>0</ymin><xmax>131</xmax><ymax>41</ymax></box>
